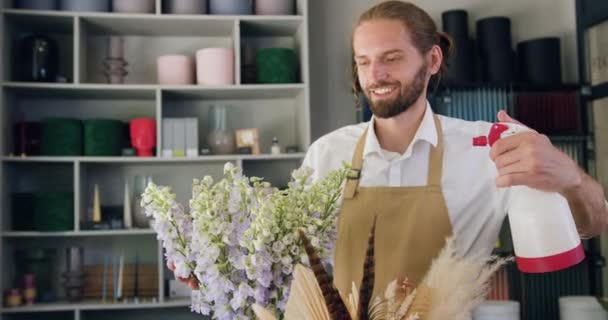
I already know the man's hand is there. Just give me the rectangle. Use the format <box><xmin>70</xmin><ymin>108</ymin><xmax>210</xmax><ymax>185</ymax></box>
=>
<box><xmin>167</xmin><ymin>259</ymin><xmax>199</xmax><ymax>290</ymax></box>
<box><xmin>489</xmin><ymin>110</ymin><xmax>582</xmax><ymax>193</ymax></box>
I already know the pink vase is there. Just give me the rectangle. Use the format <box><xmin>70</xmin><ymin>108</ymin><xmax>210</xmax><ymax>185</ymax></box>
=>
<box><xmin>255</xmin><ymin>0</ymin><xmax>294</xmax><ymax>15</ymax></box>
<box><xmin>196</xmin><ymin>48</ymin><xmax>234</xmax><ymax>85</ymax></box>
<box><xmin>130</xmin><ymin>118</ymin><xmax>156</xmax><ymax>157</ymax></box>
<box><xmin>157</xmin><ymin>54</ymin><xmax>194</xmax><ymax>85</ymax></box>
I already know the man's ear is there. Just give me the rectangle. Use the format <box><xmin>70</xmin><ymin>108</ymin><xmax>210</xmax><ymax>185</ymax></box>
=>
<box><xmin>428</xmin><ymin>45</ymin><xmax>443</xmax><ymax>75</ymax></box>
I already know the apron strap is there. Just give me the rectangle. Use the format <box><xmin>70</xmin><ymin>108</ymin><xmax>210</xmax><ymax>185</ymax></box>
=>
<box><xmin>427</xmin><ymin>115</ymin><xmax>444</xmax><ymax>187</ymax></box>
<box><xmin>343</xmin><ymin>128</ymin><xmax>368</xmax><ymax>199</ymax></box>
<box><xmin>343</xmin><ymin>114</ymin><xmax>444</xmax><ymax>198</ymax></box>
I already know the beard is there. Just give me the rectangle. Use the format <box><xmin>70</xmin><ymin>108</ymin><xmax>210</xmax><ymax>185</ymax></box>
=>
<box><xmin>365</xmin><ymin>62</ymin><xmax>428</xmax><ymax>119</ymax></box>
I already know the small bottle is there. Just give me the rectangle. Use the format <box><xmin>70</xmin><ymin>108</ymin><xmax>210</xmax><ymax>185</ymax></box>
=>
<box><xmin>271</xmin><ymin>137</ymin><xmax>281</xmax><ymax>155</ymax></box>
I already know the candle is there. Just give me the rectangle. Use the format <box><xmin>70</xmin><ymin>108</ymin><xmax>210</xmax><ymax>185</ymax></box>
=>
<box><xmin>117</xmin><ymin>254</ymin><xmax>124</xmax><ymax>300</ymax></box>
<box><xmin>102</xmin><ymin>256</ymin><xmax>108</xmax><ymax>303</ymax></box>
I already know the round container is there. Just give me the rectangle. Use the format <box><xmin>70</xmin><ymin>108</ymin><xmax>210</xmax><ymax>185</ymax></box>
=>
<box><xmin>477</xmin><ymin>17</ymin><xmax>512</xmax><ymax>53</ymax></box>
<box><xmin>16</xmin><ymin>0</ymin><xmax>57</xmax><ymax>10</ymax></box>
<box><xmin>442</xmin><ymin>10</ymin><xmax>468</xmax><ymax>38</ymax></box>
<box><xmin>209</xmin><ymin>0</ymin><xmax>252</xmax><ymax>15</ymax></box>
<box><xmin>473</xmin><ymin>301</ymin><xmax>520</xmax><ymax>320</ymax></box>
<box><xmin>559</xmin><ymin>296</ymin><xmax>607</xmax><ymax>320</ymax></box>
<box><xmin>481</xmin><ymin>50</ymin><xmax>515</xmax><ymax>82</ymax></box>
<box><xmin>196</xmin><ymin>48</ymin><xmax>234</xmax><ymax>85</ymax></box>
<box><xmin>517</xmin><ymin>37</ymin><xmax>562</xmax><ymax>85</ymax></box>
<box><xmin>40</xmin><ymin>118</ymin><xmax>83</xmax><ymax>156</ymax></box>
<box><xmin>34</xmin><ymin>192</ymin><xmax>74</xmax><ymax>231</ymax></box>
<box><xmin>445</xmin><ymin>35</ymin><xmax>476</xmax><ymax>84</ymax></box>
<box><xmin>112</xmin><ymin>0</ymin><xmax>155</xmax><ymax>13</ymax></box>
<box><xmin>60</xmin><ymin>0</ymin><xmax>109</xmax><ymax>12</ymax></box>
<box><xmin>165</xmin><ymin>0</ymin><xmax>207</xmax><ymax>14</ymax></box>
<box><xmin>83</xmin><ymin>119</ymin><xmax>124</xmax><ymax>156</ymax></box>
<box><xmin>157</xmin><ymin>54</ymin><xmax>194</xmax><ymax>85</ymax></box>
<box><xmin>255</xmin><ymin>0</ymin><xmax>294</xmax><ymax>15</ymax></box>
<box><xmin>256</xmin><ymin>48</ymin><xmax>297</xmax><ymax>83</ymax></box>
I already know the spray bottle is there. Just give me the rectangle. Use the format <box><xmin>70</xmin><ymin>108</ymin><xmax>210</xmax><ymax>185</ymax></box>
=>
<box><xmin>473</xmin><ymin>123</ymin><xmax>585</xmax><ymax>273</ymax></box>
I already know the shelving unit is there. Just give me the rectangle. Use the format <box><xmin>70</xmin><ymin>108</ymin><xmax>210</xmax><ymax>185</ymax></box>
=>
<box><xmin>0</xmin><ymin>1</ymin><xmax>310</xmax><ymax>319</ymax></box>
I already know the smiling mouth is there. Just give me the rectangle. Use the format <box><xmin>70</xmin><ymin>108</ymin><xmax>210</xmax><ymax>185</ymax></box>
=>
<box><xmin>370</xmin><ymin>86</ymin><xmax>397</xmax><ymax>98</ymax></box>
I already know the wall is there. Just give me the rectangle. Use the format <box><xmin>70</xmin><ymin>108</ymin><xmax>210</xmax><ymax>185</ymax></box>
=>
<box><xmin>308</xmin><ymin>0</ymin><xmax>579</xmax><ymax>139</ymax></box>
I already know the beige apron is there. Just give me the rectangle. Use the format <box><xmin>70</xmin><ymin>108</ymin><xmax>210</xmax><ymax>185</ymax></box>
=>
<box><xmin>334</xmin><ymin>115</ymin><xmax>453</xmax><ymax>300</ymax></box>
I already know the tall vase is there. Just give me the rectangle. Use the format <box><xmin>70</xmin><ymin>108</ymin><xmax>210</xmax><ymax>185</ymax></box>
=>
<box><xmin>206</xmin><ymin>105</ymin><xmax>235</xmax><ymax>155</ymax></box>
<box><xmin>132</xmin><ymin>176</ymin><xmax>153</xmax><ymax>228</ymax></box>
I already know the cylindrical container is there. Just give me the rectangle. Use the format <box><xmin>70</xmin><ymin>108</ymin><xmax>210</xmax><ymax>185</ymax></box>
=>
<box><xmin>559</xmin><ymin>296</ymin><xmax>607</xmax><ymax>320</ymax></box>
<box><xmin>112</xmin><ymin>0</ymin><xmax>155</xmax><ymax>13</ymax></box>
<box><xmin>5</xmin><ymin>289</ymin><xmax>23</xmax><ymax>307</ymax></box>
<box><xmin>34</xmin><ymin>192</ymin><xmax>74</xmax><ymax>231</ymax></box>
<box><xmin>206</xmin><ymin>104</ymin><xmax>235</xmax><ymax>154</ymax></box>
<box><xmin>65</xmin><ymin>247</ymin><xmax>84</xmax><ymax>273</ymax></box>
<box><xmin>255</xmin><ymin>0</ymin><xmax>294</xmax><ymax>15</ymax></box>
<box><xmin>209</xmin><ymin>0</ymin><xmax>252</xmax><ymax>15</ymax></box>
<box><xmin>473</xmin><ymin>301</ymin><xmax>520</xmax><ymax>320</ymax></box>
<box><xmin>165</xmin><ymin>0</ymin><xmax>207</xmax><ymax>14</ymax></box>
<box><xmin>196</xmin><ymin>48</ymin><xmax>234</xmax><ymax>85</ymax></box>
<box><xmin>60</xmin><ymin>0</ymin><xmax>109</xmax><ymax>12</ymax></box>
<box><xmin>445</xmin><ymin>36</ymin><xmax>476</xmax><ymax>84</ymax></box>
<box><xmin>40</xmin><ymin>118</ymin><xmax>82</xmax><ymax>156</ymax></box>
<box><xmin>481</xmin><ymin>50</ymin><xmax>515</xmax><ymax>82</ymax></box>
<box><xmin>477</xmin><ymin>17</ymin><xmax>512</xmax><ymax>53</ymax></box>
<box><xmin>83</xmin><ymin>119</ymin><xmax>124</xmax><ymax>156</ymax></box>
<box><xmin>23</xmin><ymin>274</ymin><xmax>37</xmax><ymax>304</ymax></box>
<box><xmin>256</xmin><ymin>48</ymin><xmax>297</xmax><ymax>83</ymax></box>
<box><xmin>16</xmin><ymin>0</ymin><xmax>57</xmax><ymax>10</ymax></box>
<box><xmin>241</xmin><ymin>47</ymin><xmax>257</xmax><ymax>84</ymax></box>
<box><xmin>157</xmin><ymin>54</ymin><xmax>194</xmax><ymax>85</ymax></box>
<box><xmin>473</xmin><ymin>123</ymin><xmax>585</xmax><ymax>273</ymax></box>
<box><xmin>442</xmin><ymin>10</ymin><xmax>468</xmax><ymax>38</ymax></box>
<box><xmin>517</xmin><ymin>37</ymin><xmax>562</xmax><ymax>85</ymax></box>
<box><xmin>19</xmin><ymin>35</ymin><xmax>59</xmax><ymax>82</ymax></box>
<box><xmin>130</xmin><ymin>118</ymin><xmax>156</xmax><ymax>157</ymax></box>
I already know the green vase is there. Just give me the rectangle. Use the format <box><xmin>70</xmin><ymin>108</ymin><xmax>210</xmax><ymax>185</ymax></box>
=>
<box><xmin>83</xmin><ymin>119</ymin><xmax>124</xmax><ymax>156</ymax></box>
<box><xmin>34</xmin><ymin>192</ymin><xmax>74</xmax><ymax>231</ymax></box>
<box><xmin>256</xmin><ymin>48</ymin><xmax>298</xmax><ymax>84</ymax></box>
<box><xmin>41</xmin><ymin>118</ymin><xmax>83</xmax><ymax>156</ymax></box>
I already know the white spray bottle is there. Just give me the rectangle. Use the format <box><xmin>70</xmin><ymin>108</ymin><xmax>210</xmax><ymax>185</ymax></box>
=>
<box><xmin>473</xmin><ymin>123</ymin><xmax>585</xmax><ymax>273</ymax></box>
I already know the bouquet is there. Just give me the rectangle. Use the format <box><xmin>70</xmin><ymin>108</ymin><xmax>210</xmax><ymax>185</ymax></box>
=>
<box><xmin>253</xmin><ymin>220</ymin><xmax>511</xmax><ymax>320</ymax></box>
<box><xmin>141</xmin><ymin>162</ymin><xmax>350</xmax><ymax>319</ymax></box>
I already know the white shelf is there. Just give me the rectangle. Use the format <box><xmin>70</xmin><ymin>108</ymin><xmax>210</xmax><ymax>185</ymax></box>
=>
<box><xmin>1</xmin><ymin>153</ymin><xmax>305</xmax><ymax>163</ymax></box>
<box><xmin>2</xmin><ymin>82</ymin><xmax>305</xmax><ymax>99</ymax></box>
<box><xmin>1</xmin><ymin>229</ymin><xmax>155</xmax><ymax>238</ymax></box>
<box><xmin>0</xmin><ymin>299</ymin><xmax>190</xmax><ymax>314</ymax></box>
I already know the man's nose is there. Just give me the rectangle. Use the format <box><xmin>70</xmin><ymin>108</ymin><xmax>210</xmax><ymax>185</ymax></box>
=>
<box><xmin>370</xmin><ymin>61</ymin><xmax>389</xmax><ymax>82</ymax></box>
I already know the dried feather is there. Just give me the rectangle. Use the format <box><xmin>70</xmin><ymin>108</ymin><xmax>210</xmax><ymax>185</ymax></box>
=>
<box><xmin>299</xmin><ymin>229</ymin><xmax>351</xmax><ymax>320</ymax></box>
<box><xmin>358</xmin><ymin>216</ymin><xmax>377</xmax><ymax>320</ymax></box>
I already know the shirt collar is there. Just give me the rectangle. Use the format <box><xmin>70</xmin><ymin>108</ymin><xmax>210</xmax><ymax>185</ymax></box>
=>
<box><xmin>363</xmin><ymin>101</ymin><xmax>438</xmax><ymax>158</ymax></box>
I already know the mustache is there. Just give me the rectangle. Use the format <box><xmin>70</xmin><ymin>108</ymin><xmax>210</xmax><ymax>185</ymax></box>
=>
<box><xmin>366</xmin><ymin>81</ymin><xmax>401</xmax><ymax>91</ymax></box>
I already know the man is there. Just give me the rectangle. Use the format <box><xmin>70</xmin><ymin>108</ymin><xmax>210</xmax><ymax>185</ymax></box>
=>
<box><xmin>301</xmin><ymin>0</ymin><xmax>608</xmax><ymax>298</ymax></box>
<box><xmin>172</xmin><ymin>0</ymin><xmax>608</xmax><ymax>298</ymax></box>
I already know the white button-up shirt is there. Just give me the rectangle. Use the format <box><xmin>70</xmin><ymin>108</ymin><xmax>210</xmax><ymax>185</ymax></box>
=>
<box><xmin>302</xmin><ymin>102</ymin><xmax>510</xmax><ymax>257</ymax></box>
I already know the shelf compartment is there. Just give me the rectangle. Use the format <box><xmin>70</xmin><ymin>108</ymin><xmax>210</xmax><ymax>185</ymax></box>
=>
<box><xmin>2</xmin><ymin>86</ymin><xmax>156</xmax><ymax>156</ymax></box>
<box><xmin>3</xmin><ymin>162</ymin><xmax>74</xmax><ymax>233</ymax></box>
<box><xmin>78</xmin><ymin>162</ymin><xmax>230</xmax><ymax>229</ymax></box>
<box><xmin>3</xmin><ymin>12</ymin><xmax>74</xmax><ymax>83</ymax></box>
<box><xmin>161</xmin><ymin>93</ymin><xmax>306</xmax><ymax>157</ymax></box>
<box><xmin>78</xmin><ymin>16</ymin><xmax>236</xmax><ymax>84</ymax></box>
<box><xmin>239</xmin><ymin>19</ymin><xmax>306</xmax><ymax>85</ymax></box>
<box><xmin>1</xmin><ymin>236</ymin><xmax>158</xmax><ymax>310</ymax></box>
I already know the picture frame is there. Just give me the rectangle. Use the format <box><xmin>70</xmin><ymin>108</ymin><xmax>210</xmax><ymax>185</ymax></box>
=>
<box><xmin>235</xmin><ymin>128</ymin><xmax>260</xmax><ymax>155</ymax></box>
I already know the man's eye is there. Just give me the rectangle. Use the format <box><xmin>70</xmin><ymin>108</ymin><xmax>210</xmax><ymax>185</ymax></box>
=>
<box><xmin>386</xmin><ymin>56</ymin><xmax>400</xmax><ymax>63</ymax></box>
<box><xmin>357</xmin><ymin>61</ymin><xmax>369</xmax><ymax>67</ymax></box>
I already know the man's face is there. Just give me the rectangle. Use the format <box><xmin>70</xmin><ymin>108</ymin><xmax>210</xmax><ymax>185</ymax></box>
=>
<box><xmin>353</xmin><ymin>19</ymin><xmax>430</xmax><ymax>118</ymax></box>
